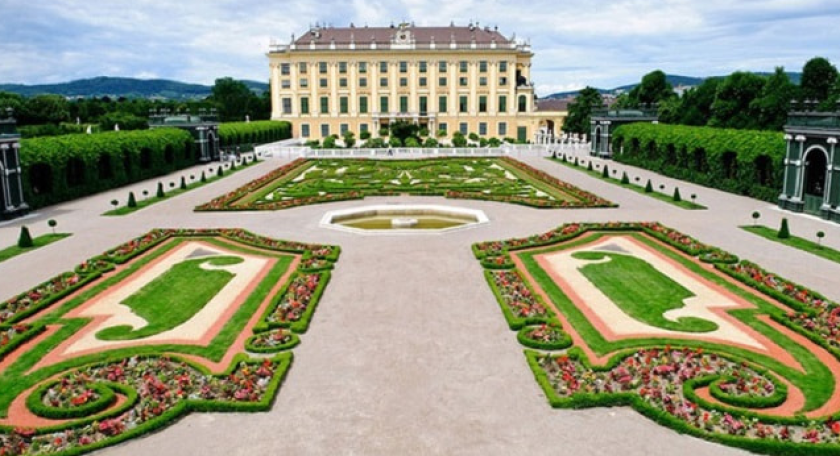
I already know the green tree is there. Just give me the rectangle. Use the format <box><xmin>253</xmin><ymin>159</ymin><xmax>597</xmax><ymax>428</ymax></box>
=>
<box><xmin>709</xmin><ymin>72</ymin><xmax>765</xmax><ymax>129</ymax></box>
<box><xmin>127</xmin><ymin>191</ymin><xmax>137</xmax><ymax>208</ymax></box>
<box><xmin>751</xmin><ymin>67</ymin><xmax>796</xmax><ymax>131</ymax></box>
<box><xmin>343</xmin><ymin>131</ymin><xmax>356</xmax><ymax>148</ymax></box>
<box><xmin>563</xmin><ymin>87</ymin><xmax>602</xmax><ymax>135</ymax></box>
<box><xmin>98</xmin><ymin>112</ymin><xmax>148</xmax><ymax>131</ymax></box>
<box><xmin>627</xmin><ymin>70</ymin><xmax>675</xmax><ymax>106</ymax></box>
<box><xmin>800</xmin><ymin>57</ymin><xmax>839</xmax><ymax>107</ymax></box>
<box><xmin>675</xmin><ymin>78</ymin><xmax>721</xmax><ymax>126</ymax></box>
<box><xmin>20</xmin><ymin>94</ymin><xmax>70</xmax><ymax>125</ymax></box>
<box><xmin>451</xmin><ymin>131</ymin><xmax>467</xmax><ymax>147</ymax></box>
<box><xmin>47</xmin><ymin>219</ymin><xmax>57</xmax><ymax>234</ymax></box>
<box><xmin>210</xmin><ymin>77</ymin><xmax>259</xmax><ymax>122</ymax></box>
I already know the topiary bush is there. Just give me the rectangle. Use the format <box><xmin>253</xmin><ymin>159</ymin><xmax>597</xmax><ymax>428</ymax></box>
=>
<box><xmin>621</xmin><ymin>171</ymin><xmax>630</xmax><ymax>184</ymax></box>
<box><xmin>778</xmin><ymin>218</ymin><xmax>790</xmax><ymax>239</ymax></box>
<box><xmin>602</xmin><ymin>164</ymin><xmax>609</xmax><ymax>178</ymax></box>
<box><xmin>127</xmin><ymin>191</ymin><xmax>137</xmax><ymax>208</ymax></box>
<box><xmin>18</xmin><ymin>226</ymin><xmax>33</xmax><ymax>248</ymax></box>
<box><xmin>156</xmin><ymin>182</ymin><xmax>165</xmax><ymax>198</ymax></box>
<box><xmin>645</xmin><ymin>179</ymin><xmax>653</xmax><ymax>193</ymax></box>
<box><xmin>673</xmin><ymin>187</ymin><xmax>682</xmax><ymax>202</ymax></box>
<box><xmin>180</xmin><ymin>176</ymin><xmax>187</xmax><ymax>190</ymax></box>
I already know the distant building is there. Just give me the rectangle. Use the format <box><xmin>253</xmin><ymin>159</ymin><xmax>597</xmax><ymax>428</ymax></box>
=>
<box><xmin>148</xmin><ymin>109</ymin><xmax>221</xmax><ymax>162</ymax></box>
<box><xmin>590</xmin><ymin>107</ymin><xmax>658</xmax><ymax>158</ymax></box>
<box><xmin>0</xmin><ymin>111</ymin><xmax>28</xmax><ymax>219</ymax></box>
<box><xmin>778</xmin><ymin>101</ymin><xmax>840</xmax><ymax>221</ymax></box>
<box><xmin>267</xmin><ymin>22</ymin><xmax>565</xmax><ymax>142</ymax></box>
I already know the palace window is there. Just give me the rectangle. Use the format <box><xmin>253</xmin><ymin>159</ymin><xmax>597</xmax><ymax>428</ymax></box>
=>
<box><xmin>379</xmin><ymin>77</ymin><xmax>388</xmax><ymax>87</ymax></box>
<box><xmin>438</xmin><ymin>95</ymin><xmax>447</xmax><ymax>113</ymax></box>
<box><xmin>479</xmin><ymin>95</ymin><xmax>487</xmax><ymax>113</ymax></box>
<box><xmin>518</xmin><ymin>95</ymin><xmax>528</xmax><ymax>113</ymax></box>
<box><xmin>498</xmin><ymin>95</ymin><xmax>507</xmax><ymax>113</ymax></box>
<box><xmin>300</xmin><ymin>97</ymin><xmax>310</xmax><ymax>114</ymax></box>
<box><xmin>499</xmin><ymin>61</ymin><xmax>508</xmax><ymax>72</ymax></box>
<box><xmin>380</xmin><ymin>96</ymin><xmax>389</xmax><ymax>113</ymax></box>
<box><xmin>399</xmin><ymin>96</ymin><xmax>408</xmax><ymax>113</ymax></box>
<box><xmin>320</xmin><ymin>96</ymin><xmax>329</xmax><ymax>114</ymax></box>
<box><xmin>282</xmin><ymin>98</ymin><xmax>292</xmax><ymax>114</ymax></box>
<box><xmin>399</xmin><ymin>61</ymin><xmax>408</xmax><ymax>73</ymax></box>
<box><xmin>281</xmin><ymin>80</ymin><xmax>291</xmax><ymax>89</ymax></box>
<box><xmin>400</xmin><ymin>77</ymin><xmax>408</xmax><ymax>87</ymax></box>
<box><xmin>319</xmin><ymin>78</ymin><xmax>328</xmax><ymax>88</ymax></box>
<box><xmin>340</xmin><ymin>123</ymin><xmax>349</xmax><ymax>135</ymax></box>
<box><xmin>439</xmin><ymin>122</ymin><xmax>447</xmax><ymax>134</ymax></box>
<box><xmin>301</xmin><ymin>124</ymin><xmax>310</xmax><ymax>137</ymax></box>
<box><xmin>419</xmin><ymin>96</ymin><xmax>428</xmax><ymax>114</ymax></box>
<box><xmin>299</xmin><ymin>62</ymin><xmax>308</xmax><ymax>74</ymax></box>
<box><xmin>499</xmin><ymin>77</ymin><xmax>508</xmax><ymax>86</ymax></box>
<box><xmin>338</xmin><ymin>62</ymin><xmax>347</xmax><ymax>74</ymax></box>
<box><xmin>340</xmin><ymin>96</ymin><xmax>349</xmax><ymax>114</ymax></box>
<box><xmin>321</xmin><ymin>124</ymin><xmax>330</xmax><ymax>137</ymax></box>
<box><xmin>439</xmin><ymin>77</ymin><xmax>447</xmax><ymax>87</ymax></box>
<box><xmin>339</xmin><ymin>78</ymin><xmax>348</xmax><ymax>88</ymax></box>
<box><xmin>419</xmin><ymin>77</ymin><xmax>427</xmax><ymax>87</ymax></box>
<box><xmin>459</xmin><ymin>61</ymin><xmax>468</xmax><ymax>73</ymax></box>
<box><xmin>359</xmin><ymin>96</ymin><xmax>369</xmax><ymax>114</ymax></box>
<box><xmin>300</xmin><ymin>78</ymin><xmax>308</xmax><ymax>88</ymax></box>
<box><xmin>479</xmin><ymin>122</ymin><xmax>487</xmax><ymax>135</ymax></box>
<box><xmin>459</xmin><ymin>95</ymin><xmax>468</xmax><ymax>113</ymax></box>
<box><xmin>459</xmin><ymin>122</ymin><xmax>468</xmax><ymax>134</ymax></box>
<box><xmin>280</xmin><ymin>63</ymin><xmax>290</xmax><ymax>75</ymax></box>
<box><xmin>379</xmin><ymin>61</ymin><xmax>388</xmax><ymax>73</ymax></box>
<box><xmin>359</xmin><ymin>77</ymin><xmax>368</xmax><ymax>88</ymax></box>
<box><xmin>319</xmin><ymin>62</ymin><xmax>328</xmax><ymax>74</ymax></box>
<box><xmin>498</xmin><ymin>122</ymin><xmax>507</xmax><ymax>136</ymax></box>
<box><xmin>359</xmin><ymin>62</ymin><xmax>367</xmax><ymax>73</ymax></box>
<box><xmin>479</xmin><ymin>77</ymin><xmax>487</xmax><ymax>87</ymax></box>
<box><xmin>419</xmin><ymin>61</ymin><xmax>427</xmax><ymax>73</ymax></box>
<box><xmin>459</xmin><ymin>77</ymin><xmax>468</xmax><ymax>87</ymax></box>
<box><xmin>479</xmin><ymin>61</ymin><xmax>488</xmax><ymax>73</ymax></box>
<box><xmin>439</xmin><ymin>61</ymin><xmax>447</xmax><ymax>72</ymax></box>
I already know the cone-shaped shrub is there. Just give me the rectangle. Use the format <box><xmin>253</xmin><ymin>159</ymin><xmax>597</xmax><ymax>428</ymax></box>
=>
<box><xmin>644</xmin><ymin>179</ymin><xmax>653</xmax><ymax>193</ymax></box>
<box><xmin>587</xmin><ymin>161</ymin><xmax>593</xmax><ymax>171</ymax></box>
<box><xmin>200</xmin><ymin>171</ymin><xmax>207</xmax><ymax>183</ymax></box>
<box><xmin>621</xmin><ymin>171</ymin><xmax>630</xmax><ymax>185</ymax></box>
<box><xmin>217</xmin><ymin>166</ymin><xmax>224</xmax><ymax>177</ymax></box>
<box><xmin>673</xmin><ymin>187</ymin><xmax>681</xmax><ymax>202</ymax></box>
<box><xmin>156</xmin><ymin>182</ymin><xmax>165</xmax><ymax>198</ymax></box>
<box><xmin>18</xmin><ymin>226</ymin><xmax>33</xmax><ymax>248</ymax></box>
<box><xmin>602</xmin><ymin>164</ymin><xmax>609</xmax><ymax>178</ymax></box>
<box><xmin>573</xmin><ymin>157</ymin><xmax>579</xmax><ymax>167</ymax></box>
<box><xmin>778</xmin><ymin>218</ymin><xmax>790</xmax><ymax>239</ymax></box>
<box><xmin>127</xmin><ymin>191</ymin><xmax>137</xmax><ymax>208</ymax></box>
<box><xmin>180</xmin><ymin>176</ymin><xmax>187</xmax><ymax>190</ymax></box>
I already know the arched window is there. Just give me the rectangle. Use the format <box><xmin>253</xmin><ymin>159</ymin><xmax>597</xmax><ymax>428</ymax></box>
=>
<box><xmin>518</xmin><ymin>95</ymin><xmax>528</xmax><ymax>113</ymax></box>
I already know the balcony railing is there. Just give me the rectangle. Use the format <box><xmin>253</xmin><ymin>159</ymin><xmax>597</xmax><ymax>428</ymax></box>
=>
<box><xmin>269</xmin><ymin>40</ymin><xmax>530</xmax><ymax>53</ymax></box>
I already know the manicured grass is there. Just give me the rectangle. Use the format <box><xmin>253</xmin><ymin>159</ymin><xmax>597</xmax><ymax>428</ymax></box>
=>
<box><xmin>96</xmin><ymin>256</ymin><xmax>244</xmax><ymax>340</ymax></box>
<box><xmin>550</xmin><ymin>157</ymin><xmax>707</xmax><ymax>209</ymax></box>
<box><xmin>741</xmin><ymin>225</ymin><xmax>840</xmax><ymax>264</ymax></box>
<box><xmin>0</xmin><ymin>233</ymin><xmax>72</xmax><ymax>263</ymax></box>
<box><xmin>572</xmin><ymin>251</ymin><xmax>718</xmax><ymax>332</ymax></box>
<box><xmin>515</xmin><ymin>231</ymin><xmax>835</xmax><ymax>412</ymax></box>
<box><xmin>103</xmin><ymin>158</ymin><xmax>259</xmax><ymax>216</ymax></box>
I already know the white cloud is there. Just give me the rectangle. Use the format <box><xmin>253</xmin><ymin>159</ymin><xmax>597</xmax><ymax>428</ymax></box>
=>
<box><xmin>0</xmin><ymin>0</ymin><xmax>838</xmax><ymax>92</ymax></box>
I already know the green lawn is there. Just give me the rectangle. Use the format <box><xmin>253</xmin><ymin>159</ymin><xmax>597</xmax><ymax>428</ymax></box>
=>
<box><xmin>572</xmin><ymin>251</ymin><xmax>718</xmax><ymax>332</ymax></box>
<box><xmin>0</xmin><ymin>233</ymin><xmax>72</xmax><ymax>263</ymax></box>
<box><xmin>103</xmin><ymin>159</ymin><xmax>259</xmax><ymax>216</ymax></box>
<box><xmin>550</xmin><ymin>157</ymin><xmax>706</xmax><ymax>210</ymax></box>
<box><xmin>741</xmin><ymin>225</ymin><xmax>840</xmax><ymax>264</ymax></box>
<box><xmin>96</xmin><ymin>256</ymin><xmax>244</xmax><ymax>340</ymax></box>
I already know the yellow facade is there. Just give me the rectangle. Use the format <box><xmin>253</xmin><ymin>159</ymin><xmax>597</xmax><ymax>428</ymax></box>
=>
<box><xmin>268</xmin><ymin>24</ymin><xmax>563</xmax><ymax>142</ymax></box>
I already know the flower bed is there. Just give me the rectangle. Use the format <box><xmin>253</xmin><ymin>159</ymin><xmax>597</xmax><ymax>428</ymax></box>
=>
<box><xmin>517</xmin><ymin>322</ymin><xmax>572</xmax><ymax>350</ymax></box>
<box><xmin>0</xmin><ymin>355</ymin><xmax>289</xmax><ymax>456</ymax></box>
<box><xmin>485</xmin><ymin>270</ymin><xmax>552</xmax><ymax>330</ymax></box>
<box><xmin>721</xmin><ymin>261</ymin><xmax>840</xmax><ymax>353</ymax></box>
<box><xmin>263</xmin><ymin>272</ymin><xmax>329</xmax><ymax>333</ymax></box>
<box><xmin>245</xmin><ymin>329</ymin><xmax>300</xmax><ymax>353</ymax></box>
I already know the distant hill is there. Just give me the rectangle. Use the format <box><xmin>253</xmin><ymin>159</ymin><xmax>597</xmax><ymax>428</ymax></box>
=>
<box><xmin>545</xmin><ymin>72</ymin><xmax>802</xmax><ymax>99</ymax></box>
<box><xmin>0</xmin><ymin>76</ymin><xmax>269</xmax><ymax>100</ymax></box>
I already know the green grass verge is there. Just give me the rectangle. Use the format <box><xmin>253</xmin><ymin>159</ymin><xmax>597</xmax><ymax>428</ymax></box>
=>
<box><xmin>96</xmin><ymin>255</ymin><xmax>244</xmax><ymax>341</ymax></box>
<box><xmin>0</xmin><ymin>233</ymin><xmax>72</xmax><ymax>263</ymax></box>
<box><xmin>102</xmin><ymin>159</ymin><xmax>260</xmax><ymax>216</ymax></box>
<box><xmin>741</xmin><ymin>225</ymin><xmax>840</xmax><ymax>264</ymax></box>
<box><xmin>572</xmin><ymin>251</ymin><xmax>718</xmax><ymax>332</ymax></box>
<box><xmin>549</xmin><ymin>157</ymin><xmax>706</xmax><ymax>209</ymax></box>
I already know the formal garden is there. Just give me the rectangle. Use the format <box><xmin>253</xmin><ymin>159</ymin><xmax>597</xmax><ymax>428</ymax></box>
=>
<box><xmin>0</xmin><ymin>229</ymin><xmax>339</xmax><ymax>455</ymax></box>
<box><xmin>196</xmin><ymin>157</ymin><xmax>615</xmax><ymax>211</ymax></box>
<box><xmin>474</xmin><ymin>222</ymin><xmax>840</xmax><ymax>454</ymax></box>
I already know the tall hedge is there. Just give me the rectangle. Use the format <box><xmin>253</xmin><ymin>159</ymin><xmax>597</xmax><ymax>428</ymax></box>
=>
<box><xmin>611</xmin><ymin>123</ymin><xmax>786</xmax><ymax>202</ymax></box>
<box><xmin>218</xmin><ymin>121</ymin><xmax>291</xmax><ymax>150</ymax></box>
<box><xmin>20</xmin><ymin>128</ymin><xmax>193</xmax><ymax>208</ymax></box>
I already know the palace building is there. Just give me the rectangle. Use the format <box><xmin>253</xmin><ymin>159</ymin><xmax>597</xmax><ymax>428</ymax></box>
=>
<box><xmin>267</xmin><ymin>22</ymin><xmax>565</xmax><ymax>142</ymax></box>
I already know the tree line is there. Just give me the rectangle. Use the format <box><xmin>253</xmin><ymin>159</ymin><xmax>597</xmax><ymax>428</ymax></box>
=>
<box><xmin>563</xmin><ymin>57</ymin><xmax>840</xmax><ymax>135</ymax></box>
<box><xmin>0</xmin><ymin>77</ymin><xmax>271</xmax><ymax>135</ymax></box>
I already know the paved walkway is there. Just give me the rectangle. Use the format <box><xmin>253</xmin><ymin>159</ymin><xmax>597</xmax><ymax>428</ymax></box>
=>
<box><xmin>1</xmin><ymin>149</ymin><xmax>839</xmax><ymax>455</ymax></box>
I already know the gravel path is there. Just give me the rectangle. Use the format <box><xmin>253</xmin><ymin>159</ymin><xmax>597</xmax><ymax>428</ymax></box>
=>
<box><xmin>2</xmin><ymin>149</ymin><xmax>839</xmax><ymax>456</ymax></box>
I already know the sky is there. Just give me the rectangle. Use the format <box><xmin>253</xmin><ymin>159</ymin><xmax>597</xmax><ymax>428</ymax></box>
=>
<box><xmin>2</xmin><ymin>0</ymin><xmax>839</xmax><ymax>97</ymax></box>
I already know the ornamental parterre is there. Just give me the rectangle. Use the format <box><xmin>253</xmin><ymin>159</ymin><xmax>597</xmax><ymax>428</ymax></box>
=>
<box><xmin>0</xmin><ymin>229</ymin><xmax>339</xmax><ymax>456</ymax></box>
<box><xmin>476</xmin><ymin>222</ymin><xmax>840</xmax><ymax>454</ymax></box>
<box><xmin>196</xmin><ymin>157</ymin><xmax>615</xmax><ymax>211</ymax></box>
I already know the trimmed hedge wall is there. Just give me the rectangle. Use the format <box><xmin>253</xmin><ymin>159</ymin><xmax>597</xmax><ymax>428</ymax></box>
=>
<box><xmin>218</xmin><ymin>120</ymin><xmax>291</xmax><ymax>150</ymax></box>
<box><xmin>18</xmin><ymin>120</ymin><xmax>291</xmax><ymax>209</ymax></box>
<box><xmin>611</xmin><ymin>123</ymin><xmax>786</xmax><ymax>202</ymax></box>
<box><xmin>20</xmin><ymin>129</ymin><xmax>194</xmax><ymax>209</ymax></box>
